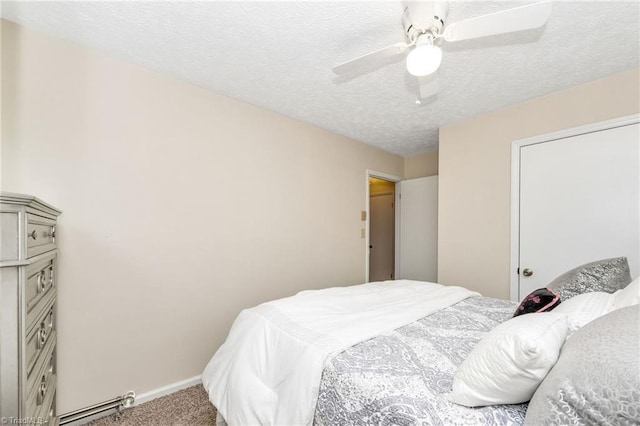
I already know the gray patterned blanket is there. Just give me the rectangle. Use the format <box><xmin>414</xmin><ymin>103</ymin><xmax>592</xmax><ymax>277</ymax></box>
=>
<box><xmin>314</xmin><ymin>296</ymin><xmax>527</xmax><ymax>425</ymax></box>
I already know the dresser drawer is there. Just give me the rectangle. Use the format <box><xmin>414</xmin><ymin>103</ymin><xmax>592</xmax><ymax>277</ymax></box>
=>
<box><xmin>25</xmin><ymin>349</ymin><xmax>56</xmax><ymax>421</ymax></box>
<box><xmin>25</xmin><ymin>254</ymin><xmax>57</xmax><ymax>332</ymax></box>
<box><xmin>36</xmin><ymin>390</ymin><xmax>58</xmax><ymax>426</ymax></box>
<box><xmin>27</xmin><ymin>337</ymin><xmax>55</xmax><ymax>403</ymax></box>
<box><xmin>37</xmin><ymin>361</ymin><xmax>57</xmax><ymax>426</ymax></box>
<box><xmin>26</xmin><ymin>214</ymin><xmax>57</xmax><ymax>258</ymax></box>
<box><xmin>44</xmin><ymin>392</ymin><xmax>58</xmax><ymax>426</ymax></box>
<box><xmin>25</xmin><ymin>301</ymin><xmax>56</xmax><ymax>378</ymax></box>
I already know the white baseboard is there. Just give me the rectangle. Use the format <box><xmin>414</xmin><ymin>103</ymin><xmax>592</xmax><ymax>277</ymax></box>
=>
<box><xmin>134</xmin><ymin>375</ymin><xmax>202</xmax><ymax>406</ymax></box>
<box><xmin>62</xmin><ymin>375</ymin><xmax>203</xmax><ymax>425</ymax></box>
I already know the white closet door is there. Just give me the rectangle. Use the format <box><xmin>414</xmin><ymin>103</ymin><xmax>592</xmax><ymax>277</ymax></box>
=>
<box><xmin>518</xmin><ymin>123</ymin><xmax>639</xmax><ymax>298</ymax></box>
<box><xmin>399</xmin><ymin>176</ymin><xmax>438</xmax><ymax>282</ymax></box>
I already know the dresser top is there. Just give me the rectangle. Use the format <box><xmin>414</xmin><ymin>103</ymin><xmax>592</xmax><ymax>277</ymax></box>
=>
<box><xmin>0</xmin><ymin>192</ymin><xmax>62</xmax><ymax>216</ymax></box>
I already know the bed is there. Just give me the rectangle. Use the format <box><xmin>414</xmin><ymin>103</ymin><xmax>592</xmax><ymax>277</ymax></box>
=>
<box><xmin>314</xmin><ymin>295</ymin><xmax>526</xmax><ymax>425</ymax></box>
<box><xmin>203</xmin><ymin>269</ymin><xmax>639</xmax><ymax>426</ymax></box>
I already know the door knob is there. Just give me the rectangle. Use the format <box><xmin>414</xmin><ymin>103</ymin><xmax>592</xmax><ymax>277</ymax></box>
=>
<box><xmin>522</xmin><ymin>268</ymin><xmax>534</xmax><ymax>277</ymax></box>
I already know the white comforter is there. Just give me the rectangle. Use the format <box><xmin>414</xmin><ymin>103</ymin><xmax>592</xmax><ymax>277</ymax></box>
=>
<box><xmin>202</xmin><ymin>280</ymin><xmax>479</xmax><ymax>426</ymax></box>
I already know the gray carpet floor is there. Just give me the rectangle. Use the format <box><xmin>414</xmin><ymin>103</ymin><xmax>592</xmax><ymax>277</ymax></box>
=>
<box><xmin>87</xmin><ymin>385</ymin><xmax>216</xmax><ymax>426</ymax></box>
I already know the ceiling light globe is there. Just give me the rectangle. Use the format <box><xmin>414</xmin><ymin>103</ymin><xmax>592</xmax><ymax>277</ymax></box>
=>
<box><xmin>406</xmin><ymin>44</ymin><xmax>442</xmax><ymax>77</ymax></box>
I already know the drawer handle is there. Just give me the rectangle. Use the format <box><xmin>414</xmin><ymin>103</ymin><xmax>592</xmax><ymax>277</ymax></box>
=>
<box><xmin>49</xmin><ymin>354</ymin><xmax>55</xmax><ymax>374</ymax></box>
<box><xmin>49</xmin><ymin>266</ymin><xmax>55</xmax><ymax>287</ymax></box>
<box><xmin>38</xmin><ymin>326</ymin><xmax>47</xmax><ymax>348</ymax></box>
<box><xmin>37</xmin><ymin>377</ymin><xmax>47</xmax><ymax>405</ymax></box>
<box><xmin>28</xmin><ymin>230</ymin><xmax>38</xmax><ymax>240</ymax></box>
<box><xmin>44</xmin><ymin>229</ymin><xmax>56</xmax><ymax>239</ymax></box>
<box><xmin>37</xmin><ymin>273</ymin><xmax>47</xmax><ymax>293</ymax></box>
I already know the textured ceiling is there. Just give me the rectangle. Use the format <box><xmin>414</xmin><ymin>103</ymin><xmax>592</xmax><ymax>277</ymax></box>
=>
<box><xmin>2</xmin><ymin>1</ymin><xmax>639</xmax><ymax>156</ymax></box>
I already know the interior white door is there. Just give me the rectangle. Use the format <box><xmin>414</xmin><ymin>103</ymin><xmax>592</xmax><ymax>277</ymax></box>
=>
<box><xmin>518</xmin><ymin>122</ymin><xmax>639</xmax><ymax>299</ymax></box>
<box><xmin>399</xmin><ymin>176</ymin><xmax>438</xmax><ymax>282</ymax></box>
<box><xmin>369</xmin><ymin>194</ymin><xmax>395</xmax><ymax>281</ymax></box>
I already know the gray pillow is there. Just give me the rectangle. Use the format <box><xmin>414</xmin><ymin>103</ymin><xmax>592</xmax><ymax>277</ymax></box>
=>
<box><xmin>524</xmin><ymin>305</ymin><xmax>640</xmax><ymax>425</ymax></box>
<box><xmin>547</xmin><ymin>257</ymin><xmax>631</xmax><ymax>300</ymax></box>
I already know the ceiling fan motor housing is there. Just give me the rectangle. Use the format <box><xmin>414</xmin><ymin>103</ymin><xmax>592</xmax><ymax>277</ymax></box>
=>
<box><xmin>402</xmin><ymin>1</ymin><xmax>448</xmax><ymax>43</ymax></box>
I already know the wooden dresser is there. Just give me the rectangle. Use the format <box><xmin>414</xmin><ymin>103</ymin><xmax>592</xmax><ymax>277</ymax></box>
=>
<box><xmin>1</xmin><ymin>192</ymin><xmax>61</xmax><ymax>425</ymax></box>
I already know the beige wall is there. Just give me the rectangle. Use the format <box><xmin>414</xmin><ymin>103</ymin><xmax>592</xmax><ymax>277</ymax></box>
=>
<box><xmin>438</xmin><ymin>68</ymin><xmax>640</xmax><ymax>299</ymax></box>
<box><xmin>0</xmin><ymin>21</ymin><xmax>403</xmax><ymax>412</ymax></box>
<box><xmin>404</xmin><ymin>150</ymin><xmax>438</xmax><ymax>179</ymax></box>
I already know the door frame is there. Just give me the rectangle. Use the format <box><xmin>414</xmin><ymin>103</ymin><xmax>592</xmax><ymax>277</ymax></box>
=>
<box><xmin>365</xmin><ymin>169</ymin><xmax>402</xmax><ymax>283</ymax></box>
<box><xmin>509</xmin><ymin>114</ymin><xmax>639</xmax><ymax>301</ymax></box>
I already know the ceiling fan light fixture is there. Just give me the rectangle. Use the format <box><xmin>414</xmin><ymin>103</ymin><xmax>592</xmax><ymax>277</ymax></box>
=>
<box><xmin>406</xmin><ymin>43</ymin><xmax>442</xmax><ymax>77</ymax></box>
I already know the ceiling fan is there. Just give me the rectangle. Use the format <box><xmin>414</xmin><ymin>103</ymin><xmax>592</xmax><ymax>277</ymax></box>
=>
<box><xmin>333</xmin><ymin>0</ymin><xmax>553</xmax><ymax>101</ymax></box>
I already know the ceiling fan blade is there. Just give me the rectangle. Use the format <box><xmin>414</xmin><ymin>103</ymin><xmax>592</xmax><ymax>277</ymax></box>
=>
<box><xmin>442</xmin><ymin>1</ymin><xmax>552</xmax><ymax>43</ymax></box>
<box><xmin>402</xmin><ymin>0</ymin><xmax>436</xmax><ymax>26</ymax></box>
<box><xmin>333</xmin><ymin>42</ymin><xmax>409</xmax><ymax>76</ymax></box>
<box><xmin>418</xmin><ymin>74</ymin><xmax>439</xmax><ymax>100</ymax></box>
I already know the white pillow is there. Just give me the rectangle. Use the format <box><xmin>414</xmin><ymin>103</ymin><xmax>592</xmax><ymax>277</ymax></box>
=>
<box><xmin>552</xmin><ymin>291</ymin><xmax>614</xmax><ymax>333</ymax></box>
<box><xmin>611</xmin><ymin>276</ymin><xmax>639</xmax><ymax>310</ymax></box>
<box><xmin>447</xmin><ymin>312</ymin><xmax>568</xmax><ymax>407</ymax></box>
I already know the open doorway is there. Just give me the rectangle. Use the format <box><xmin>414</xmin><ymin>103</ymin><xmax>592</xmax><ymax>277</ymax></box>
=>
<box><xmin>368</xmin><ymin>176</ymin><xmax>396</xmax><ymax>282</ymax></box>
<box><xmin>365</xmin><ymin>170</ymin><xmax>438</xmax><ymax>283</ymax></box>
